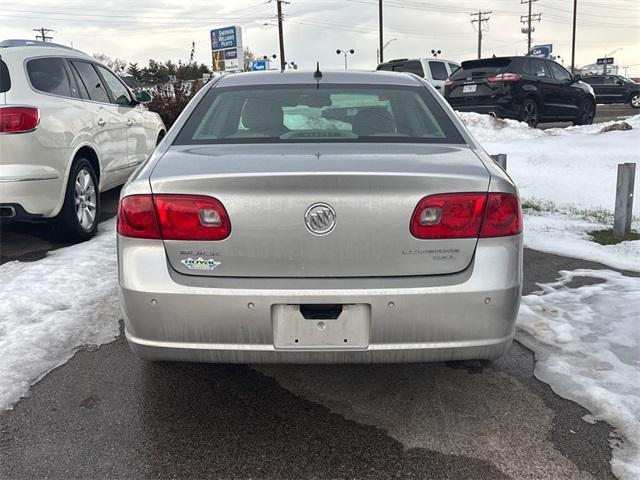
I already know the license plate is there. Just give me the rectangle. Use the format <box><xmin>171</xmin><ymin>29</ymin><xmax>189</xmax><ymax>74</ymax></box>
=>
<box><xmin>463</xmin><ymin>84</ymin><xmax>477</xmax><ymax>93</ymax></box>
<box><xmin>272</xmin><ymin>304</ymin><xmax>370</xmax><ymax>350</ymax></box>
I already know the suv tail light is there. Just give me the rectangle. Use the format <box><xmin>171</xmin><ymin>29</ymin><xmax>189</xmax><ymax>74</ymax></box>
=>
<box><xmin>0</xmin><ymin>106</ymin><xmax>39</xmax><ymax>133</ymax></box>
<box><xmin>117</xmin><ymin>194</ymin><xmax>231</xmax><ymax>241</ymax></box>
<box><xmin>410</xmin><ymin>193</ymin><xmax>521</xmax><ymax>239</ymax></box>
<box><xmin>444</xmin><ymin>78</ymin><xmax>454</xmax><ymax>87</ymax></box>
<box><xmin>487</xmin><ymin>73</ymin><xmax>521</xmax><ymax>83</ymax></box>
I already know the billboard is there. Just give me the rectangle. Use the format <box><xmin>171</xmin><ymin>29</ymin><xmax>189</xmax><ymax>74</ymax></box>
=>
<box><xmin>210</xmin><ymin>26</ymin><xmax>244</xmax><ymax>72</ymax></box>
<box><xmin>597</xmin><ymin>57</ymin><xmax>614</xmax><ymax>65</ymax></box>
<box><xmin>528</xmin><ymin>44</ymin><xmax>553</xmax><ymax>58</ymax></box>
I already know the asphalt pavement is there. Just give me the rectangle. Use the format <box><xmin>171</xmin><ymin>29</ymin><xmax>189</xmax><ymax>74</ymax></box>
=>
<box><xmin>0</xmin><ymin>186</ymin><xmax>632</xmax><ymax>479</ymax></box>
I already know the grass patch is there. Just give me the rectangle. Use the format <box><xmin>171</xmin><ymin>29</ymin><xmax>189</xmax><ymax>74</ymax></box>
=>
<box><xmin>588</xmin><ymin>229</ymin><xmax>640</xmax><ymax>245</ymax></box>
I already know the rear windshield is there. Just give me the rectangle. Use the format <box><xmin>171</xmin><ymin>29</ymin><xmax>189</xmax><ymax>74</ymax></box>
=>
<box><xmin>175</xmin><ymin>84</ymin><xmax>464</xmax><ymax>145</ymax></box>
<box><xmin>377</xmin><ymin>61</ymin><xmax>425</xmax><ymax>77</ymax></box>
<box><xmin>0</xmin><ymin>58</ymin><xmax>11</xmax><ymax>93</ymax></box>
<box><xmin>451</xmin><ymin>58</ymin><xmax>513</xmax><ymax>80</ymax></box>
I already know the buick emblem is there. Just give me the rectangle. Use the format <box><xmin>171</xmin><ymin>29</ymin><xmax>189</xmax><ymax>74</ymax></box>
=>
<box><xmin>304</xmin><ymin>203</ymin><xmax>336</xmax><ymax>235</ymax></box>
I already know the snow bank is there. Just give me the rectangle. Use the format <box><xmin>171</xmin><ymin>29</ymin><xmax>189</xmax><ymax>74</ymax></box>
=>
<box><xmin>0</xmin><ymin>219</ymin><xmax>120</xmax><ymax>410</ymax></box>
<box><xmin>517</xmin><ymin>269</ymin><xmax>640</xmax><ymax>480</ymax></box>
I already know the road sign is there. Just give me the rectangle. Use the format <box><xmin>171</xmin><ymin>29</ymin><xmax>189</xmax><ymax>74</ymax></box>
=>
<box><xmin>252</xmin><ymin>60</ymin><xmax>267</xmax><ymax>71</ymax></box>
<box><xmin>597</xmin><ymin>57</ymin><xmax>614</xmax><ymax>65</ymax></box>
<box><xmin>528</xmin><ymin>44</ymin><xmax>553</xmax><ymax>58</ymax></box>
<box><xmin>210</xmin><ymin>26</ymin><xmax>244</xmax><ymax>72</ymax></box>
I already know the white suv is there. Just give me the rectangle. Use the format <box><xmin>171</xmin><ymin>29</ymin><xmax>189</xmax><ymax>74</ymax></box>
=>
<box><xmin>377</xmin><ymin>58</ymin><xmax>460</xmax><ymax>93</ymax></box>
<box><xmin>0</xmin><ymin>39</ymin><xmax>165</xmax><ymax>240</ymax></box>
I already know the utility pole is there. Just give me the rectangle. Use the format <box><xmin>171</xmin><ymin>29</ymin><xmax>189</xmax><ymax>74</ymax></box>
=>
<box><xmin>33</xmin><ymin>27</ymin><xmax>53</xmax><ymax>42</ymax></box>
<box><xmin>470</xmin><ymin>11</ymin><xmax>491</xmax><ymax>59</ymax></box>
<box><xmin>275</xmin><ymin>0</ymin><xmax>289</xmax><ymax>70</ymax></box>
<box><xmin>379</xmin><ymin>0</ymin><xmax>384</xmax><ymax>64</ymax></box>
<box><xmin>570</xmin><ymin>0</ymin><xmax>577</xmax><ymax>74</ymax></box>
<box><xmin>520</xmin><ymin>0</ymin><xmax>541</xmax><ymax>53</ymax></box>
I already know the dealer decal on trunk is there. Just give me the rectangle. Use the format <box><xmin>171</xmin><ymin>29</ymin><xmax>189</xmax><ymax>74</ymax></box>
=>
<box><xmin>181</xmin><ymin>257</ymin><xmax>222</xmax><ymax>270</ymax></box>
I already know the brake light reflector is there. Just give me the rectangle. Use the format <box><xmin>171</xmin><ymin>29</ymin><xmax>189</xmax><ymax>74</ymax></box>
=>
<box><xmin>118</xmin><ymin>194</ymin><xmax>231</xmax><ymax>240</ymax></box>
<box><xmin>0</xmin><ymin>106</ymin><xmax>39</xmax><ymax>133</ymax></box>
<box><xmin>153</xmin><ymin>195</ymin><xmax>231</xmax><ymax>241</ymax></box>
<box><xmin>410</xmin><ymin>193</ymin><xmax>486</xmax><ymax>239</ymax></box>
<box><xmin>410</xmin><ymin>192</ymin><xmax>522</xmax><ymax>239</ymax></box>
<box><xmin>487</xmin><ymin>73</ymin><xmax>521</xmax><ymax>83</ymax></box>
<box><xmin>480</xmin><ymin>193</ymin><xmax>522</xmax><ymax>238</ymax></box>
<box><xmin>117</xmin><ymin>195</ymin><xmax>161</xmax><ymax>239</ymax></box>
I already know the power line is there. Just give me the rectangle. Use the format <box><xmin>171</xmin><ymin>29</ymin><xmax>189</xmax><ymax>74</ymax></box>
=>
<box><xmin>33</xmin><ymin>27</ymin><xmax>54</xmax><ymax>42</ymax></box>
<box><xmin>470</xmin><ymin>11</ymin><xmax>491</xmax><ymax>59</ymax></box>
<box><xmin>520</xmin><ymin>0</ymin><xmax>541</xmax><ymax>53</ymax></box>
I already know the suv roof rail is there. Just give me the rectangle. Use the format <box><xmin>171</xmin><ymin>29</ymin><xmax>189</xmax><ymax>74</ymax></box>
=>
<box><xmin>0</xmin><ymin>39</ymin><xmax>76</xmax><ymax>51</ymax></box>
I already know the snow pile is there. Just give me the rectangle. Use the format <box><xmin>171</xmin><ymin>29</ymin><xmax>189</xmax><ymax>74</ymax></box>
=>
<box><xmin>517</xmin><ymin>269</ymin><xmax>640</xmax><ymax>480</ymax></box>
<box><xmin>0</xmin><ymin>219</ymin><xmax>121</xmax><ymax>410</ymax></box>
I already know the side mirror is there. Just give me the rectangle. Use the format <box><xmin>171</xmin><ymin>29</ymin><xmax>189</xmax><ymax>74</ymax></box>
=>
<box><xmin>616</xmin><ymin>80</ymin><xmax>624</xmax><ymax>86</ymax></box>
<box><xmin>134</xmin><ymin>90</ymin><xmax>152</xmax><ymax>104</ymax></box>
<box><xmin>573</xmin><ymin>73</ymin><xmax>581</xmax><ymax>82</ymax></box>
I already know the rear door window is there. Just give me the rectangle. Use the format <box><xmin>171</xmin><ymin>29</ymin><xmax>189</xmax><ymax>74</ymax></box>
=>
<box><xmin>27</xmin><ymin>57</ymin><xmax>73</xmax><ymax>97</ymax></box>
<box><xmin>428</xmin><ymin>61</ymin><xmax>449</xmax><ymax>80</ymax></box>
<box><xmin>387</xmin><ymin>61</ymin><xmax>425</xmax><ymax>77</ymax></box>
<box><xmin>70</xmin><ymin>60</ymin><xmax>110</xmax><ymax>103</ymax></box>
<box><xmin>0</xmin><ymin>58</ymin><xmax>10</xmax><ymax>93</ymax></box>
<box><xmin>526</xmin><ymin>59</ymin><xmax>551</xmax><ymax>79</ymax></box>
<box><xmin>583</xmin><ymin>76</ymin><xmax>602</xmax><ymax>85</ymax></box>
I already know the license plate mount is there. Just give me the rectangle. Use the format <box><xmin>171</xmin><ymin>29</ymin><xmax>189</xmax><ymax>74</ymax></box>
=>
<box><xmin>272</xmin><ymin>304</ymin><xmax>370</xmax><ymax>350</ymax></box>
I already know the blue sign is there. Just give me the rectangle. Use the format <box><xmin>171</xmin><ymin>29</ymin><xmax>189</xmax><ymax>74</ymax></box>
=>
<box><xmin>597</xmin><ymin>57</ymin><xmax>614</xmax><ymax>65</ymax></box>
<box><xmin>252</xmin><ymin>60</ymin><xmax>267</xmax><ymax>71</ymax></box>
<box><xmin>211</xmin><ymin>27</ymin><xmax>238</xmax><ymax>51</ymax></box>
<box><xmin>528</xmin><ymin>44</ymin><xmax>553</xmax><ymax>58</ymax></box>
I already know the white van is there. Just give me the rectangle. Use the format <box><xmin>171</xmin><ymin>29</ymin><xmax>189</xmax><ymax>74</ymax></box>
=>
<box><xmin>0</xmin><ymin>39</ymin><xmax>165</xmax><ymax>240</ymax></box>
<box><xmin>377</xmin><ymin>58</ymin><xmax>460</xmax><ymax>93</ymax></box>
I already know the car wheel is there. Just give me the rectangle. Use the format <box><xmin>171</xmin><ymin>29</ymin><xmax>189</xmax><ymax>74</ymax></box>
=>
<box><xmin>518</xmin><ymin>99</ymin><xmax>539</xmax><ymax>128</ymax></box>
<box><xmin>53</xmin><ymin>158</ymin><xmax>100</xmax><ymax>241</ymax></box>
<box><xmin>574</xmin><ymin>99</ymin><xmax>595</xmax><ymax>126</ymax></box>
<box><xmin>630</xmin><ymin>93</ymin><xmax>640</xmax><ymax>109</ymax></box>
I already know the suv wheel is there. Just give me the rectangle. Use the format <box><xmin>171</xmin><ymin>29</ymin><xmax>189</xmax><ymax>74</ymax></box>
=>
<box><xmin>630</xmin><ymin>93</ymin><xmax>640</xmax><ymax>109</ymax></box>
<box><xmin>574</xmin><ymin>99</ymin><xmax>595</xmax><ymax>126</ymax></box>
<box><xmin>54</xmin><ymin>158</ymin><xmax>100</xmax><ymax>241</ymax></box>
<box><xmin>519</xmin><ymin>99</ymin><xmax>539</xmax><ymax>128</ymax></box>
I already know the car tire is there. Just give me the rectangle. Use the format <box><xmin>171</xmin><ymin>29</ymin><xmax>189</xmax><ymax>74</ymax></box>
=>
<box><xmin>573</xmin><ymin>99</ymin><xmax>595</xmax><ymax>126</ymax></box>
<box><xmin>518</xmin><ymin>98</ymin><xmax>539</xmax><ymax>128</ymax></box>
<box><xmin>53</xmin><ymin>157</ymin><xmax>100</xmax><ymax>242</ymax></box>
<box><xmin>630</xmin><ymin>93</ymin><xmax>640</xmax><ymax>109</ymax></box>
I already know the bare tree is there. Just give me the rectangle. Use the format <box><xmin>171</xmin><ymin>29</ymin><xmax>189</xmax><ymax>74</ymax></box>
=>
<box><xmin>93</xmin><ymin>53</ymin><xmax>127</xmax><ymax>75</ymax></box>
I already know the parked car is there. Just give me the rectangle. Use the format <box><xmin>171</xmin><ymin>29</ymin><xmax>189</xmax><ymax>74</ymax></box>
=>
<box><xmin>377</xmin><ymin>58</ymin><xmax>460</xmax><ymax>93</ymax></box>
<box><xmin>444</xmin><ymin>56</ymin><xmax>596</xmax><ymax>127</ymax></box>
<box><xmin>580</xmin><ymin>74</ymin><xmax>640</xmax><ymax>108</ymax></box>
<box><xmin>117</xmin><ymin>69</ymin><xmax>523</xmax><ymax>364</ymax></box>
<box><xmin>0</xmin><ymin>39</ymin><xmax>165</xmax><ymax>240</ymax></box>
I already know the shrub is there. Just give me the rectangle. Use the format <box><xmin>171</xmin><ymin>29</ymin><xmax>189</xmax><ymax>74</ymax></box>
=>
<box><xmin>146</xmin><ymin>80</ymin><xmax>204</xmax><ymax>129</ymax></box>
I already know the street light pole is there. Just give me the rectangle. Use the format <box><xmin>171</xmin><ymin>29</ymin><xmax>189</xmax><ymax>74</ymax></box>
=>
<box><xmin>570</xmin><ymin>0</ymin><xmax>577</xmax><ymax>74</ymax></box>
<box><xmin>378</xmin><ymin>0</ymin><xmax>384</xmax><ymax>64</ymax></box>
<box><xmin>336</xmin><ymin>49</ymin><xmax>355</xmax><ymax>70</ymax></box>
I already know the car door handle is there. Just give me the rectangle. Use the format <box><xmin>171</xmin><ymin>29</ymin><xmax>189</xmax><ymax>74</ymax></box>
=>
<box><xmin>435</xmin><ymin>85</ymin><xmax>442</xmax><ymax>89</ymax></box>
<box><xmin>97</xmin><ymin>118</ymin><xmax>106</xmax><ymax>127</ymax></box>
<box><xmin>125</xmin><ymin>119</ymin><xmax>133</xmax><ymax>126</ymax></box>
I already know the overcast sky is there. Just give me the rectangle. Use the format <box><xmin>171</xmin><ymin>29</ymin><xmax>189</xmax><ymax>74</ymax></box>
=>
<box><xmin>2</xmin><ymin>0</ymin><xmax>639</xmax><ymax>75</ymax></box>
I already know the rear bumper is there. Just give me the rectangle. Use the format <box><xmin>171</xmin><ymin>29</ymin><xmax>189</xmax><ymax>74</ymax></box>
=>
<box><xmin>0</xmin><ymin>164</ymin><xmax>65</xmax><ymax>218</ymax></box>
<box><xmin>119</xmin><ymin>234</ymin><xmax>523</xmax><ymax>364</ymax></box>
<box><xmin>450</xmin><ymin>103</ymin><xmax>519</xmax><ymax>119</ymax></box>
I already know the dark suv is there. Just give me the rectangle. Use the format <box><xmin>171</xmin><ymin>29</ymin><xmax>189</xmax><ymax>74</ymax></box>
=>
<box><xmin>444</xmin><ymin>56</ymin><xmax>596</xmax><ymax>127</ymax></box>
<box><xmin>581</xmin><ymin>74</ymin><xmax>640</xmax><ymax>108</ymax></box>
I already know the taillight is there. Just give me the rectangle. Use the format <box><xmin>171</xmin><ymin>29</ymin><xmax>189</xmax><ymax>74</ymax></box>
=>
<box><xmin>444</xmin><ymin>78</ymin><xmax>454</xmax><ymax>87</ymax></box>
<box><xmin>487</xmin><ymin>73</ymin><xmax>521</xmax><ymax>83</ymax></box>
<box><xmin>410</xmin><ymin>192</ymin><xmax>521</xmax><ymax>239</ymax></box>
<box><xmin>479</xmin><ymin>193</ymin><xmax>522</xmax><ymax>238</ymax></box>
<box><xmin>117</xmin><ymin>194</ymin><xmax>231</xmax><ymax>241</ymax></box>
<box><xmin>0</xmin><ymin>106</ymin><xmax>39</xmax><ymax>133</ymax></box>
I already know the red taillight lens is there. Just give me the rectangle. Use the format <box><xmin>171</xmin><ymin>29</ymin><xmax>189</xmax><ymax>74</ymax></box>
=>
<box><xmin>153</xmin><ymin>195</ymin><xmax>231</xmax><ymax>241</ymax></box>
<box><xmin>444</xmin><ymin>78</ymin><xmax>454</xmax><ymax>87</ymax></box>
<box><xmin>410</xmin><ymin>193</ymin><xmax>486</xmax><ymax>239</ymax></box>
<box><xmin>117</xmin><ymin>195</ymin><xmax>161</xmax><ymax>239</ymax></box>
<box><xmin>480</xmin><ymin>193</ymin><xmax>522</xmax><ymax>238</ymax></box>
<box><xmin>410</xmin><ymin>192</ymin><xmax>522</xmax><ymax>239</ymax></box>
<box><xmin>0</xmin><ymin>106</ymin><xmax>39</xmax><ymax>133</ymax></box>
<box><xmin>487</xmin><ymin>73</ymin><xmax>521</xmax><ymax>83</ymax></box>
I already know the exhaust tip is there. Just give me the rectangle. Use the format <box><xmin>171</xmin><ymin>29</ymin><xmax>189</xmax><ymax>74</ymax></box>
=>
<box><xmin>488</xmin><ymin>111</ymin><xmax>497</xmax><ymax>119</ymax></box>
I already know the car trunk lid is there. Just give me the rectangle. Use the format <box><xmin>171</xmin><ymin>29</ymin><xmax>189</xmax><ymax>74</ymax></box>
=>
<box><xmin>150</xmin><ymin>143</ymin><xmax>490</xmax><ymax>278</ymax></box>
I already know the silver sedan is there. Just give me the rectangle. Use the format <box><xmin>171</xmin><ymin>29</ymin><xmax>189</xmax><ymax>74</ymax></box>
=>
<box><xmin>117</xmin><ymin>69</ymin><xmax>522</xmax><ymax>364</ymax></box>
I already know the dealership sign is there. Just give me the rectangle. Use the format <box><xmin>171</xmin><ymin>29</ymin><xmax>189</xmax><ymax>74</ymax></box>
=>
<box><xmin>527</xmin><ymin>44</ymin><xmax>553</xmax><ymax>58</ymax></box>
<box><xmin>211</xmin><ymin>26</ymin><xmax>244</xmax><ymax>72</ymax></box>
<box><xmin>252</xmin><ymin>60</ymin><xmax>267</xmax><ymax>71</ymax></box>
<box><xmin>596</xmin><ymin>57</ymin><xmax>614</xmax><ymax>65</ymax></box>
